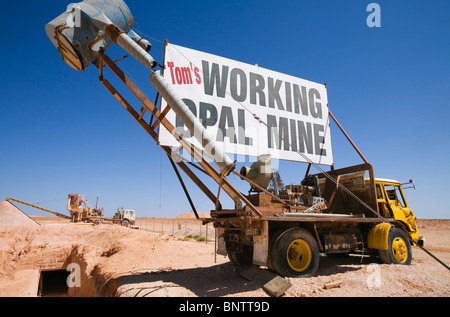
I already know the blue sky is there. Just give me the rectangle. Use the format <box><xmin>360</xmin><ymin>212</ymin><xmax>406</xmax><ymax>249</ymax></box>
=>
<box><xmin>0</xmin><ymin>0</ymin><xmax>449</xmax><ymax>219</ymax></box>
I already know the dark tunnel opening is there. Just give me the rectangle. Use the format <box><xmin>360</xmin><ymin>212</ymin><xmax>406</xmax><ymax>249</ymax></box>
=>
<box><xmin>38</xmin><ymin>270</ymin><xmax>70</xmax><ymax>297</ymax></box>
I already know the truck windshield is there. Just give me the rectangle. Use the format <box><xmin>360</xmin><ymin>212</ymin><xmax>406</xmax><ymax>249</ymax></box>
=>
<box><xmin>384</xmin><ymin>185</ymin><xmax>406</xmax><ymax>207</ymax></box>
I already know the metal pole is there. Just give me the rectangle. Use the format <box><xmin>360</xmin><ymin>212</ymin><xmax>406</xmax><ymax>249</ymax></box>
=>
<box><xmin>104</xmin><ymin>24</ymin><xmax>157</xmax><ymax>70</ymax></box>
<box><xmin>328</xmin><ymin>111</ymin><xmax>368</xmax><ymax>164</ymax></box>
<box><xmin>149</xmin><ymin>70</ymin><xmax>235</xmax><ymax>175</ymax></box>
<box><xmin>104</xmin><ymin>23</ymin><xmax>235</xmax><ymax>176</ymax></box>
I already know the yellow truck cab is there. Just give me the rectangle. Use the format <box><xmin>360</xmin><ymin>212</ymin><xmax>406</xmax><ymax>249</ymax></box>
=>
<box><xmin>366</xmin><ymin>178</ymin><xmax>424</xmax><ymax>264</ymax></box>
<box><xmin>371</xmin><ymin>179</ymin><xmax>420</xmax><ymax>241</ymax></box>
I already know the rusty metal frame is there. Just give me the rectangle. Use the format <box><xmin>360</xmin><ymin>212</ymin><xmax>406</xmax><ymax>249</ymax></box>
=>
<box><xmin>97</xmin><ymin>53</ymin><xmax>217</xmax><ymax>207</ymax></box>
<box><xmin>166</xmin><ymin>152</ymin><xmax>201</xmax><ymax>219</ymax></box>
<box><xmin>96</xmin><ymin>50</ymin><xmax>263</xmax><ymax>218</ymax></box>
<box><xmin>310</xmin><ymin>111</ymin><xmax>379</xmax><ymax>215</ymax></box>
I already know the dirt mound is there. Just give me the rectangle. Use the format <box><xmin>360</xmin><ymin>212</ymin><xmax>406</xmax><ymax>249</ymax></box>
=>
<box><xmin>0</xmin><ymin>223</ymin><xmax>225</xmax><ymax>296</ymax></box>
<box><xmin>0</xmin><ymin>201</ymin><xmax>39</xmax><ymax>227</ymax></box>
<box><xmin>177</xmin><ymin>212</ymin><xmax>211</xmax><ymax>219</ymax></box>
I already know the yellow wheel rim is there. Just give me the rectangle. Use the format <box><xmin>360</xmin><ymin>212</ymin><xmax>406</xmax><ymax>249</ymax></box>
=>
<box><xmin>287</xmin><ymin>239</ymin><xmax>312</xmax><ymax>272</ymax></box>
<box><xmin>392</xmin><ymin>237</ymin><xmax>408</xmax><ymax>263</ymax></box>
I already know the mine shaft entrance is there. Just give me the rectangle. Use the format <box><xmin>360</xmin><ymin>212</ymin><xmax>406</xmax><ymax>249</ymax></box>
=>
<box><xmin>38</xmin><ymin>270</ymin><xmax>70</xmax><ymax>297</ymax></box>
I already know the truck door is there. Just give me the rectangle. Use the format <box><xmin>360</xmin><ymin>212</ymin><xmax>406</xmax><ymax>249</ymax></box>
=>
<box><xmin>376</xmin><ymin>184</ymin><xmax>391</xmax><ymax>217</ymax></box>
<box><xmin>384</xmin><ymin>185</ymin><xmax>408</xmax><ymax>216</ymax></box>
<box><xmin>383</xmin><ymin>184</ymin><xmax>417</xmax><ymax>232</ymax></box>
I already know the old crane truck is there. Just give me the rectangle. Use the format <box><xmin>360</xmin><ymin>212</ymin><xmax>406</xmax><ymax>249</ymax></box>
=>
<box><xmin>46</xmin><ymin>0</ymin><xmax>425</xmax><ymax>277</ymax></box>
<box><xmin>112</xmin><ymin>208</ymin><xmax>136</xmax><ymax>227</ymax></box>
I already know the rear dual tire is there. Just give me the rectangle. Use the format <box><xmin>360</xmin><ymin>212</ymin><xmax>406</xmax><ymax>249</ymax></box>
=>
<box><xmin>227</xmin><ymin>227</ymin><xmax>320</xmax><ymax>277</ymax></box>
<box><xmin>268</xmin><ymin>228</ymin><xmax>320</xmax><ymax>277</ymax></box>
<box><xmin>228</xmin><ymin>245</ymin><xmax>253</xmax><ymax>267</ymax></box>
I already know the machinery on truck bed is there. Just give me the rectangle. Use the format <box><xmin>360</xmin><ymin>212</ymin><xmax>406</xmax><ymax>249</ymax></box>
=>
<box><xmin>86</xmin><ymin>208</ymin><xmax>136</xmax><ymax>227</ymax></box>
<box><xmin>45</xmin><ymin>0</ymin><xmax>438</xmax><ymax>277</ymax></box>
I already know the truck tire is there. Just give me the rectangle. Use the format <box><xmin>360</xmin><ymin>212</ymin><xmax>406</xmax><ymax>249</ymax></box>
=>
<box><xmin>121</xmin><ymin>219</ymin><xmax>130</xmax><ymax>227</ymax></box>
<box><xmin>379</xmin><ymin>228</ymin><xmax>412</xmax><ymax>265</ymax></box>
<box><xmin>228</xmin><ymin>245</ymin><xmax>253</xmax><ymax>267</ymax></box>
<box><xmin>269</xmin><ymin>227</ymin><xmax>320</xmax><ymax>277</ymax></box>
<box><xmin>267</xmin><ymin>229</ymin><xmax>286</xmax><ymax>271</ymax></box>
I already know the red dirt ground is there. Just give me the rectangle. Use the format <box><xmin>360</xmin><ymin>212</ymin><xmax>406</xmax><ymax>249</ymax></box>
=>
<box><xmin>0</xmin><ymin>201</ymin><xmax>448</xmax><ymax>297</ymax></box>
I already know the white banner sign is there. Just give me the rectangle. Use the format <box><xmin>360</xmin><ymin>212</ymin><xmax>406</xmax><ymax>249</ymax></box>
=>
<box><xmin>158</xmin><ymin>43</ymin><xmax>333</xmax><ymax>166</ymax></box>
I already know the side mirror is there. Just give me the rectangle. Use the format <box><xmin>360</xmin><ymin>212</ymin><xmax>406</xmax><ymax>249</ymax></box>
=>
<box><xmin>401</xmin><ymin>179</ymin><xmax>415</xmax><ymax>190</ymax></box>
